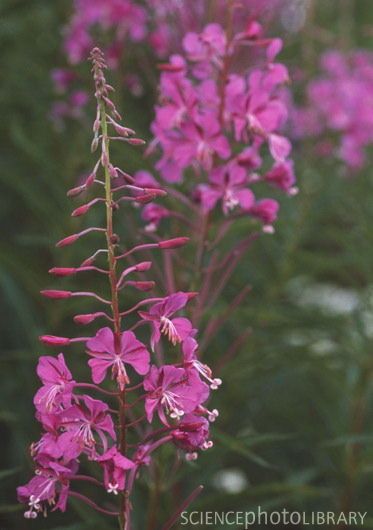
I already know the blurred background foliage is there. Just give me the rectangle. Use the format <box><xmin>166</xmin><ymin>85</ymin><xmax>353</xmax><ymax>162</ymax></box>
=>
<box><xmin>0</xmin><ymin>0</ymin><xmax>372</xmax><ymax>529</ymax></box>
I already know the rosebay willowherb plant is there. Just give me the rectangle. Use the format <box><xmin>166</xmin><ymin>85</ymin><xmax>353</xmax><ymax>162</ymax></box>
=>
<box><xmin>134</xmin><ymin>16</ymin><xmax>296</xmax><ymax>338</ymax></box>
<box><xmin>17</xmin><ymin>48</ymin><xmax>219</xmax><ymax>529</ymax></box>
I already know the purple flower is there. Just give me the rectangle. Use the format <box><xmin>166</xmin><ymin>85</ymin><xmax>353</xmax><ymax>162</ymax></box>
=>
<box><xmin>183</xmin><ymin>23</ymin><xmax>227</xmax><ymax>79</ymax></box>
<box><xmin>31</xmin><ymin>413</ymin><xmax>64</xmax><ymax>460</ymax></box>
<box><xmin>87</xmin><ymin>327</ymin><xmax>150</xmax><ymax>390</ymax></box>
<box><xmin>174</xmin><ymin>114</ymin><xmax>230</xmax><ymax>170</ymax></box>
<box><xmin>96</xmin><ymin>447</ymin><xmax>135</xmax><ymax>495</ymax></box>
<box><xmin>264</xmin><ymin>160</ymin><xmax>297</xmax><ymax>194</ymax></box>
<box><xmin>58</xmin><ymin>395</ymin><xmax>116</xmax><ymax>459</ymax></box>
<box><xmin>172</xmin><ymin>413</ymin><xmax>211</xmax><ymax>457</ymax></box>
<box><xmin>183</xmin><ymin>337</ymin><xmax>222</xmax><ymax>390</ymax></box>
<box><xmin>198</xmin><ymin>163</ymin><xmax>255</xmax><ymax>214</ymax></box>
<box><xmin>17</xmin><ymin>458</ymin><xmax>78</xmax><ymax>519</ymax></box>
<box><xmin>34</xmin><ymin>354</ymin><xmax>75</xmax><ymax>413</ymax></box>
<box><xmin>250</xmin><ymin>198</ymin><xmax>279</xmax><ymax>232</ymax></box>
<box><xmin>139</xmin><ymin>292</ymin><xmax>193</xmax><ymax>351</ymax></box>
<box><xmin>143</xmin><ymin>365</ymin><xmax>209</xmax><ymax>424</ymax></box>
<box><xmin>142</xmin><ymin>203</ymin><xmax>171</xmax><ymax>232</ymax></box>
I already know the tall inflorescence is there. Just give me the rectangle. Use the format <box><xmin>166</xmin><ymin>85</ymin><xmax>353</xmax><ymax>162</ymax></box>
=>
<box><xmin>291</xmin><ymin>49</ymin><xmax>373</xmax><ymax>172</ymax></box>
<box><xmin>131</xmin><ymin>16</ymin><xmax>296</xmax><ymax>333</ymax></box>
<box><xmin>51</xmin><ymin>1</ymin><xmax>285</xmax><ymax>123</ymax></box>
<box><xmin>18</xmin><ymin>48</ymin><xmax>218</xmax><ymax>528</ymax></box>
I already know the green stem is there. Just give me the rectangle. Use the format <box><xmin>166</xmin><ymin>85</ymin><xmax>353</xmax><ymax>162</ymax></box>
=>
<box><xmin>100</xmin><ymin>101</ymin><xmax>128</xmax><ymax>530</ymax></box>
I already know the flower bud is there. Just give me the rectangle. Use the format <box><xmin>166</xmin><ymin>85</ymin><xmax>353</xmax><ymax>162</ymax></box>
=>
<box><xmin>71</xmin><ymin>203</ymin><xmax>91</xmax><ymax>217</ymax></box>
<box><xmin>158</xmin><ymin>237</ymin><xmax>189</xmax><ymax>249</ymax></box>
<box><xmin>127</xmin><ymin>138</ymin><xmax>146</xmax><ymax>146</ymax></box>
<box><xmin>49</xmin><ymin>267</ymin><xmax>76</xmax><ymax>277</ymax></box>
<box><xmin>74</xmin><ymin>313</ymin><xmax>100</xmax><ymax>325</ymax></box>
<box><xmin>135</xmin><ymin>193</ymin><xmax>158</xmax><ymax>204</ymax></box>
<box><xmin>41</xmin><ymin>290</ymin><xmax>72</xmax><ymax>299</ymax></box>
<box><xmin>39</xmin><ymin>335</ymin><xmax>71</xmax><ymax>346</ymax></box>
<box><xmin>135</xmin><ymin>261</ymin><xmax>152</xmax><ymax>272</ymax></box>
<box><xmin>126</xmin><ymin>281</ymin><xmax>155</xmax><ymax>291</ymax></box>
<box><xmin>67</xmin><ymin>185</ymin><xmax>85</xmax><ymax>198</ymax></box>
<box><xmin>56</xmin><ymin>234</ymin><xmax>80</xmax><ymax>248</ymax></box>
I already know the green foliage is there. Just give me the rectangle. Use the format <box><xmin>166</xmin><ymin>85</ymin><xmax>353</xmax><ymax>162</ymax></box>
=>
<box><xmin>0</xmin><ymin>1</ymin><xmax>372</xmax><ymax>529</ymax></box>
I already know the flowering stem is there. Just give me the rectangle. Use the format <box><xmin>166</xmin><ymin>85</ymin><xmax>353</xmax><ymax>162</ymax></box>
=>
<box><xmin>69</xmin><ymin>491</ymin><xmax>119</xmax><ymax>516</ymax></box>
<box><xmin>99</xmin><ymin>96</ymin><xmax>128</xmax><ymax>530</ymax></box>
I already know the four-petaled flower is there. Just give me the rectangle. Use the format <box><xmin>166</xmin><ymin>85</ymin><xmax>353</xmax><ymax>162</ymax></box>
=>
<box><xmin>58</xmin><ymin>395</ymin><xmax>116</xmax><ymax>459</ymax></box>
<box><xmin>17</xmin><ymin>458</ymin><xmax>78</xmax><ymax>519</ymax></box>
<box><xmin>87</xmin><ymin>327</ymin><xmax>150</xmax><ymax>390</ymax></box>
<box><xmin>96</xmin><ymin>446</ymin><xmax>135</xmax><ymax>495</ymax></box>
<box><xmin>198</xmin><ymin>163</ymin><xmax>255</xmax><ymax>214</ymax></box>
<box><xmin>34</xmin><ymin>354</ymin><xmax>75</xmax><ymax>413</ymax></box>
<box><xmin>144</xmin><ymin>365</ymin><xmax>209</xmax><ymax>425</ymax></box>
<box><xmin>139</xmin><ymin>292</ymin><xmax>193</xmax><ymax>351</ymax></box>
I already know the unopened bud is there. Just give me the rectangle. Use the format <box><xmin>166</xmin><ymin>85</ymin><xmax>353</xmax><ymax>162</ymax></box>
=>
<box><xmin>56</xmin><ymin>234</ymin><xmax>79</xmax><ymax>248</ymax></box>
<box><xmin>135</xmin><ymin>193</ymin><xmax>158</xmax><ymax>204</ymax></box>
<box><xmin>109</xmin><ymin>164</ymin><xmax>118</xmax><ymax>178</ymax></box>
<box><xmin>40</xmin><ymin>335</ymin><xmax>71</xmax><ymax>346</ymax></box>
<box><xmin>74</xmin><ymin>313</ymin><xmax>99</xmax><ymax>325</ymax></box>
<box><xmin>49</xmin><ymin>267</ymin><xmax>76</xmax><ymax>277</ymax></box>
<box><xmin>126</xmin><ymin>281</ymin><xmax>155</xmax><ymax>291</ymax></box>
<box><xmin>135</xmin><ymin>261</ymin><xmax>152</xmax><ymax>272</ymax></box>
<box><xmin>72</xmin><ymin>203</ymin><xmax>91</xmax><ymax>217</ymax></box>
<box><xmin>158</xmin><ymin>63</ymin><xmax>184</xmax><ymax>72</ymax></box>
<box><xmin>91</xmin><ymin>136</ymin><xmax>99</xmax><ymax>153</ymax></box>
<box><xmin>143</xmin><ymin>188</ymin><xmax>167</xmax><ymax>197</ymax></box>
<box><xmin>41</xmin><ymin>289</ymin><xmax>72</xmax><ymax>299</ymax></box>
<box><xmin>158</xmin><ymin>237</ymin><xmax>189</xmax><ymax>249</ymax></box>
<box><xmin>67</xmin><ymin>185</ymin><xmax>85</xmax><ymax>198</ymax></box>
<box><xmin>127</xmin><ymin>138</ymin><xmax>146</xmax><ymax>146</ymax></box>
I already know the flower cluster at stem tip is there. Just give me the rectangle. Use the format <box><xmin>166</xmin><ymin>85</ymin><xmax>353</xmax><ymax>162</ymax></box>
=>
<box><xmin>18</xmin><ymin>48</ymin><xmax>220</xmax><ymax>522</ymax></box>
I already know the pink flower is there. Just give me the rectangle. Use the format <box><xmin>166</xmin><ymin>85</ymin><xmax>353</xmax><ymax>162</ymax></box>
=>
<box><xmin>182</xmin><ymin>337</ymin><xmax>222</xmax><ymax>390</ymax></box>
<box><xmin>31</xmin><ymin>413</ymin><xmax>64</xmax><ymax>460</ymax></box>
<box><xmin>198</xmin><ymin>163</ymin><xmax>255</xmax><ymax>214</ymax></box>
<box><xmin>143</xmin><ymin>365</ymin><xmax>209</xmax><ymax>424</ymax></box>
<box><xmin>34</xmin><ymin>354</ymin><xmax>75</xmax><ymax>413</ymax></box>
<box><xmin>17</xmin><ymin>458</ymin><xmax>78</xmax><ymax>519</ymax></box>
<box><xmin>250</xmin><ymin>198</ymin><xmax>279</xmax><ymax>231</ymax></box>
<box><xmin>96</xmin><ymin>447</ymin><xmax>135</xmax><ymax>495</ymax></box>
<box><xmin>58</xmin><ymin>395</ymin><xmax>116</xmax><ymax>459</ymax></box>
<box><xmin>139</xmin><ymin>292</ymin><xmax>193</xmax><ymax>351</ymax></box>
<box><xmin>174</xmin><ymin>114</ymin><xmax>230</xmax><ymax>170</ymax></box>
<box><xmin>226</xmin><ymin>72</ymin><xmax>289</xmax><ymax>161</ymax></box>
<box><xmin>87</xmin><ymin>327</ymin><xmax>150</xmax><ymax>390</ymax></box>
<box><xmin>172</xmin><ymin>413</ymin><xmax>211</xmax><ymax>456</ymax></box>
<box><xmin>183</xmin><ymin>23</ymin><xmax>227</xmax><ymax>79</ymax></box>
<box><xmin>142</xmin><ymin>203</ymin><xmax>171</xmax><ymax>232</ymax></box>
<box><xmin>264</xmin><ymin>160</ymin><xmax>297</xmax><ymax>194</ymax></box>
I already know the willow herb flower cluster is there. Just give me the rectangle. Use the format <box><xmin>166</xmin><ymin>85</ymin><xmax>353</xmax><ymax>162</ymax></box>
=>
<box><xmin>292</xmin><ymin>49</ymin><xmax>373</xmax><ymax>171</ymax></box>
<box><xmin>144</xmin><ymin>19</ymin><xmax>296</xmax><ymax>235</ymax></box>
<box><xmin>17</xmin><ymin>48</ymin><xmax>219</xmax><ymax>527</ymax></box>
<box><xmin>52</xmin><ymin>0</ymin><xmax>285</xmax><ymax>123</ymax></box>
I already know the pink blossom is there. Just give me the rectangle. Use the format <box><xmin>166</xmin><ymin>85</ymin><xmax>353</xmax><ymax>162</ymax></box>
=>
<box><xmin>264</xmin><ymin>160</ymin><xmax>297</xmax><ymax>194</ymax></box>
<box><xmin>87</xmin><ymin>327</ymin><xmax>150</xmax><ymax>390</ymax></box>
<box><xmin>172</xmin><ymin>413</ymin><xmax>211</xmax><ymax>455</ymax></box>
<box><xmin>182</xmin><ymin>337</ymin><xmax>222</xmax><ymax>390</ymax></box>
<box><xmin>96</xmin><ymin>447</ymin><xmax>135</xmax><ymax>495</ymax></box>
<box><xmin>142</xmin><ymin>203</ymin><xmax>171</xmax><ymax>232</ymax></box>
<box><xmin>58</xmin><ymin>395</ymin><xmax>116</xmax><ymax>459</ymax></box>
<box><xmin>143</xmin><ymin>365</ymin><xmax>209</xmax><ymax>424</ymax></box>
<box><xmin>139</xmin><ymin>292</ymin><xmax>193</xmax><ymax>351</ymax></box>
<box><xmin>34</xmin><ymin>354</ymin><xmax>75</xmax><ymax>413</ymax></box>
<box><xmin>183</xmin><ymin>23</ymin><xmax>227</xmax><ymax>79</ymax></box>
<box><xmin>198</xmin><ymin>163</ymin><xmax>255</xmax><ymax>214</ymax></box>
<box><xmin>250</xmin><ymin>198</ymin><xmax>279</xmax><ymax>231</ymax></box>
<box><xmin>17</xmin><ymin>459</ymin><xmax>78</xmax><ymax>519</ymax></box>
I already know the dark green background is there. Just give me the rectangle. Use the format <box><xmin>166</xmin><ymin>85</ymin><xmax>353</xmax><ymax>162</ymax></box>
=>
<box><xmin>0</xmin><ymin>1</ymin><xmax>372</xmax><ymax>528</ymax></box>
